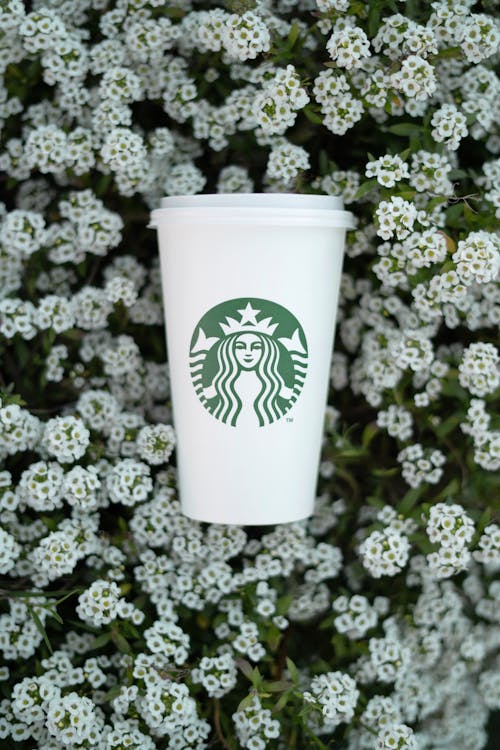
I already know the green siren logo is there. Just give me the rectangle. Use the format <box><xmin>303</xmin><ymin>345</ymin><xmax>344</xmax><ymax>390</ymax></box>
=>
<box><xmin>189</xmin><ymin>298</ymin><xmax>308</xmax><ymax>427</ymax></box>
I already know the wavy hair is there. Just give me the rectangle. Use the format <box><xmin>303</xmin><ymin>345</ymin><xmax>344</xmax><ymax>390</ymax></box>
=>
<box><xmin>210</xmin><ymin>332</ymin><xmax>286</xmax><ymax>427</ymax></box>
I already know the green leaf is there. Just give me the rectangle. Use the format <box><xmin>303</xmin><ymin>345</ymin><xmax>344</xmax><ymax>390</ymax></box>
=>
<box><xmin>89</xmin><ymin>632</ymin><xmax>112</xmax><ymax>650</ymax></box>
<box><xmin>101</xmin><ymin>685</ymin><xmax>123</xmax><ymax>703</ymax></box>
<box><xmin>353</xmin><ymin>178</ymin><xmax>379</xmax><ymax>201</ymax></box>
<box><xmin>361</xmin><ymin>422</ymin><xmax>378</xmax><ymax>448</ymax></box>
<box><xmin>27</xmin><ymin>605</ymin><xmax>53</xmax><ymax>655</ymax></box>
<box><xmin>386</xmin><ymin>123</ymin><xmax>422</xmax><ymax>136</ymax></box>
<box><xmin>47</xmin><ymin>608</ymin><xmax>63</xmax><ymax>625</ymax></box>
<box><xmin>472</xmin><ymin>507</ymin><xmax>492</xmax><ymax>545</ymax></box>
<box><xmin>411</xmin><ymin>532</ymin><xmax>434</xmax><ymax>554</ymax></box>
<box><xmin>235</xmin><ymin>658</ymin><xmax>253</xmax><ymax>679</ymax></box>
<box><xmin>111</xmin><ymin>629</ymin><xmax>132</xmax><ymax>654</ymax></box>
<box><xmin>367</xmin><ymin>3</ymin><xmax>381</xmax><ymax>37</ymax></box>
<box><xmin>372</xmin><ymin>467</ymin><xmax>400</xmax><ymax>478</ymax></box>
<box><xmin>262</xmin><ymin>679</ymin><xmax>293</xmax><ymax>693</ymax></box>
<box><xmin>303</xmin><ymin>106</ymin><xmax>323</xmax><ymax>125</ymax></box>
<box><xmin>287</xmin><ymin>21</ymin><xmax>300</xmax><ymax>49</ymax></box>
<box><xmin>275</xmin><ymin>593</ymin><xmax>293</xmax><ymax>616</ymax></box>
<box><xmin>393</xmin><ymin>189</ymin><xmax>416</xmax><ymax>200</ymax></box>
<box><xmin>54</xmin><ymin>589</ymin><xmax>80</xmax><ymax>606</ymax></box>
<box><xmin>397</xmin><ymin>487</ymin><xmax>424</xmax><ymax>515</ymax></box>
<box><xmin>272</xmin><ymin>690</ymin><xmax>292</xmax><ymax>713</ymax></box>
<box><xmin>286</xmin><ymin>657</ymin><xmax>298</xmax><ymax>684</ymax></box>
<box><xmin>448</xmin><ymin>169</ymin><xmax>468</xmax><ymax>180</ymax></box>
<box><xmin>237</xmin><ymin>693</ymin><xmax>257</xmax><ymax>712</ymax></box>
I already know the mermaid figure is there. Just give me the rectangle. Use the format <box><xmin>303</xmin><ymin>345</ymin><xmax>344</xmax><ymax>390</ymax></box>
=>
<box><xmin>190</xmin><ymin>301</ymin><xmax>307</xmax><ymax>427</ymax></box>
<box><xmin>203</xmin><ymin>331</ymin><xmax>293</xmax><ymax>427</ymax></box>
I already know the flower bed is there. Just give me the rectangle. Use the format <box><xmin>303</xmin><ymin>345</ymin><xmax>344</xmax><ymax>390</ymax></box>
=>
<box><xmin>0</xmin><ymin>1</ymin><xmax>499</xmax><ymax>749</ymax></box>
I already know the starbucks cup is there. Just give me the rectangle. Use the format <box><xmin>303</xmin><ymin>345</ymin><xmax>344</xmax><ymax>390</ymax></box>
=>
<box><xmin>150</xmin><ymin>193</ymin><xmax>354</xmax><ymax>525</ymax></box>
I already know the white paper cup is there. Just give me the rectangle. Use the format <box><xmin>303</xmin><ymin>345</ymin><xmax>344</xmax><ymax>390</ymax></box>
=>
<box><xmin>150</xmin><ymin>193</ymin><xmax>354</xmax><ymax>525</ymax></box>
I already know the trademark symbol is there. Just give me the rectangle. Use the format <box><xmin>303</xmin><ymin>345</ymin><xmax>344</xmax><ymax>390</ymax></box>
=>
<box><xmin>286</xmin><ymin>417</ymin><xmax>294</xmax><ymax>423</ymax></box>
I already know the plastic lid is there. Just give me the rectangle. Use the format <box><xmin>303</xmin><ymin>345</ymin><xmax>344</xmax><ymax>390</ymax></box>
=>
<box><xmin>150</xmin><ymin>193</ymin><xmax>355</xmax><ymax>229</ymax></box>
<box><xmin>159</xmin><ymin>193</ymin><xmax>344</xmax><ymax>210</ymax></box>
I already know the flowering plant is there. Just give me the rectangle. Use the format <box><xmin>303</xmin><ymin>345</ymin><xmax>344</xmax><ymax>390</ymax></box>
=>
<box><xmin>0</xmin><ymin>1</ymin><xmax>499</xmax><ymax>749</ymax></box>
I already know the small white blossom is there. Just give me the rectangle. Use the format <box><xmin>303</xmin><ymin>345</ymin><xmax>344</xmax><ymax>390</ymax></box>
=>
<box><xmin>136</xmin><ymin>424</ymin><xmax>176</xmax><ymax>466</ymax></box>
<box><xmin>375</xmin><ymin>197</ymin><xmax>418</xmax><ymax>240</ymax></box>
<box><xmin>0</xmin><ymin>526</ymin><xmax>21</xmax><ymax>574</ymax></box>
<box><xmin>376</xmin><ymin>722</ymin><xmax>417</xmax><ymax>749</ymax></box>
<box><xmin>431</xmin><ymin>103</ymin><xmax>468</xmax><ymax>150</ymax></box>
<box><xmin>458</xmin><ymin>342</ymin><xmax>499</xmax><ymax>397</ymax></box>
<box><xmin>43</xmin><ymin>415</ymin><xmax>90</xmax><ymax>463</ymax></box>
<box><xmin>426</xmin><ymin>503</ymin><xmax>475</xmax><ymax>549</ymax></box>
<box><xmin>359</xmin><ymin>528</ymin><xmax>411</xmax><ymax>578</ymax></box>
<box><xmin>326</xmin><ymin>23</ymin><xmax>371</xmax><ymax>69</ymax></box>
<box><xmin>76</xmin><ymin>580</ymin><xmax>122</xmax><ymax>626</ymax></box>
<box><xmin>223</xmin><ymin>11</ymin><xmax>271</xmax><ymax>62</ymax></box>
<box><xmin>266</xmin><ymin>142</ymin><xmax>310</xmax><ymax>186</ymax></box>
<box><xmin>46</xmin><ymin>692</ymin><xmax>103</xmax><ymax>745</ymax></box>
<box><xmin>366</xmin><ymin>154</ymin><xmax>410</xmax><ymax>188</ymax></box>
<box><xmin>303</xmin><ymin>671</ymin><xmax>359</xmax><ymax>730</ymax></box>
<box><xmin>453</xmin><ymin>231</ymin><xmax>500</xmax><ymax>285</ymax></box>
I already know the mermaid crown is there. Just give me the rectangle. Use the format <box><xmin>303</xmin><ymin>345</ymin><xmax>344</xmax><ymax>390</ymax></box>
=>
<box><xmin>219</xmin><ymin>302</ymin><xmax>279</xmax><ymax>336</ymax></box>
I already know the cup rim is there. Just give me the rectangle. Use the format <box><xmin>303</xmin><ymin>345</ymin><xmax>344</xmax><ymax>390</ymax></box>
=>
<box><xmin>150</xmin><ymin>193</ymin><xmax>355</xmax><ymax>229</ymax></box>
<box><xmin>159</xmin><ymin>193</ymin><xmax>344</xmax><ymax>210</ymax></box>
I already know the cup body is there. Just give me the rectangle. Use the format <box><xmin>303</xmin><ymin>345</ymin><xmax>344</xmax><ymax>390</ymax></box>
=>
<box><xmin>150</xmin><ymin>194</ymin><xmax>354</xmax><ymax>525</ymax></box>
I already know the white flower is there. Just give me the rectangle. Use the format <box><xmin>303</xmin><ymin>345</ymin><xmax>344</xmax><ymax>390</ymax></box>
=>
<box><xmin>327</xmin><ymin>23</ymin><xmax>371</xmax><ymax>69</ymax></box>
<box><xmin>0</xmin><ymin>404</ymin><xmax>41</xmax><ymax>455</ymax></box>
<box><xmin>377</xmin><ymin>405</ymin><xmax>413</xmax><ymax>441</ymax></box>
<box><xmin>144</xmin><ymin>619</ymin><xmax>190</xmax><ymax>665</ymax></box>
<box><xmin>254</xmin><ymin>65</ymin><xmax>309</xmax><ymax>136</ymax></box>
<box><xmin>136</xmin><ymin>424</ymin><xmax>176</xmax><ymax>466</ymax></box>
<box><xmin>431</xmin><ymin>103</ymin><xmax>468</xmax><ymax>150</ymax></box>
<box><xmin>304</xmin><ymin>671</ymin><xmax>359</xmax><ymax>729</ymax></box>
<box><xmin>232</xmin><ymin>694</ymin><xmax>280</xmax><ymax>749</ymax></box>
<box><xmin>426</xmin><ymin>544</ymin><xmax>472</xmax><ymax>579</ymax></box>
<box><xmin>376</xmin><ymin>722</ymin><xmax>417</xmax><ymax>749</ymax></box>
<box><xmin>76</xmin><ymin>580</ymin><xmax>122</xmax><ymax>626</ymax></box>
<box><xmin>36</xmin><ymin>295</ymin><xmax>75</xmax><ymax>333</ymax></box>
<box><xmin>375</xmin><ymin>197</ymin><xmax>418</xmax><ymax>240</ymax></box>
<box><xmin>192</xmin><ymin>652</ymin><xmax>238</xmax><ymax>698</ymax></box>
<box><xmin>426</xmin><ymin>502</ymin><xmax>475</xmax><ymax>548</ymax></box>
<box><xmin>457</xmin><ymin>13</ymin><xmax>500</xmax><ymax>64</ymax></box>
<box><xmin>366</xmin><ymin>154</ymin><xmax>410</xmax><ymax>188</ymax></box>
<box><xmin>458</xmin><ymin>342</ymin><xmax>499</xmax><ymax>397</ymax></box>
<box><xmin>473</xmin><ymin>523</ymin><xmax>500</xmax><ymax>566</ymax></box>
<box><xmin>100</xmin><ymin>334</ymin><xmax>142</xmax><ymax>377</ymax></box>
<box><xmin>222</xmin><ymin>11</ymin><xmax>271</xmax><ymax>62</ymax></box>
<box><xmin>62</xmin><ymin>466</ymin><xmax>101</xmax><ymax>510</ymax></box>
<box><xmin>107</xmin><ymin>459</ymin><xmax>152</xmax><ymax>507</ymax></box>
<box><xmin>332</xmin><ymin>594</ymin><xmax>378</xmax><ymax>639</ymax></box>
<box><xmin>397</xmin><ymin>443</ymin><xmax>445</xmax><ymax>488</ymax></box>
<box><xmin>0</xmin><ymin>526</ymin><xmax>21</xmax><ymax>574</ymax></box>
<box><xmin>99</xmin><ymin>66</ymin><xmax>143</xmax><ymax>103</ymax></box>
<box><xmin>19</xmin><ymin>460</ymin><xmax>64</xmax><ymax>511</ymax></box>
<box><xmin>313</xmin><ymin>69</ymin><xmax>363</xmax><ymax>135</ymax></box>
<box><xmin>46</xmin><ymin>692</ymin><xmax>103</xmax><ymax>745</ymax></box>
<box><xmin>25</xmin><ymin>125</ymin><xmax>69</xmax><ymax>174</ymax></box>
<box><xmin>43</xmin><ymin>415</ymin><xmax>90</xmax><ymax>463</ymax></box>
<box><xmin>391</xmin><ymin>55</ymin><xmax>437</xmax><ymax>101</ymax></box>
<box><xmin>164</xmin><ymin>162</ymin><xmax>206</xmax><ymax>196</ymax></box>
<box><xmin>359</xmin><ymin>528</ymin><xmax>411</xmax><ymax>578</ymax></box>
<box><xmin>266</xmin><ymin>142</ymin><xmax>310</xmax><ymax>185</ymax></box>
<box><xmin>369</xmin><ymin>636</ymin><xmax>411</xmax><ymax>683</ymax></box>
<box><xmin>100</xmin><ymin>127</ymin><xmax>147</xmax><ymax>172</ymax></box>
<box><xmin>0</xmin><ymin>209</ymin><xmax>45</xmax><ymax>258</ymax></box>
<box><xmin>453</xmin><ymin>231</ymin><xmax>500</xmax><ymax>285</ymax></box>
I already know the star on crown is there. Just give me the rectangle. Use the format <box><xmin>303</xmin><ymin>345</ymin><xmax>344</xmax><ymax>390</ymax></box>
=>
<box><xmin>219</xmin><ymin>302</ymin><xmax>279</xmax><ymax>336</ymax></box>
